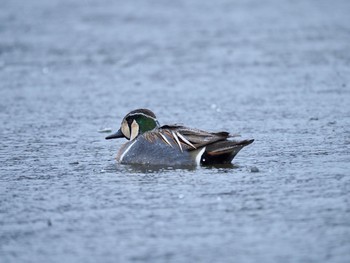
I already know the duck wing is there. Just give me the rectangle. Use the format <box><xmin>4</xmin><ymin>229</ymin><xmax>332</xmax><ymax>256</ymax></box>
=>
<box><xmin>159</xmin><ymin>125</ymin><xmax>230</xmax><ymax>151</ymax></box>
<box><xmin>143</xmin><ymin>125</ymin><xmax>254</xmax><ymax>165</ymax></box>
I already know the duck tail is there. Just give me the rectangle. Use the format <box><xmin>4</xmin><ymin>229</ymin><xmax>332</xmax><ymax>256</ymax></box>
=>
<box><xmin>201</xmin><ymin>139</ymin><xmax>254</xmax><ymax>165</ymax></box>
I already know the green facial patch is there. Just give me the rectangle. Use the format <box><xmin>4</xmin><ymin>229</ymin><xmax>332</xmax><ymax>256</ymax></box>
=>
<box><xmin>136</xmin><ymin>115</ymin><xmax>158</xmax><ymax>133</ymax></box>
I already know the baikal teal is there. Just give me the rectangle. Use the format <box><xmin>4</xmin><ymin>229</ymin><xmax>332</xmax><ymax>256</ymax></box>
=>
<box><xmin>106</xmin><ymin>109</ymin><xmax>254</xmax><ymax>166</ymax></box>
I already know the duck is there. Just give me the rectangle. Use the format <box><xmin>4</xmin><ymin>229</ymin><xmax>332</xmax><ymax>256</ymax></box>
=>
<box><xmin>106</xmin><ymin>108</ymin><xmax>254</xmax><ymax>166</ymax></box>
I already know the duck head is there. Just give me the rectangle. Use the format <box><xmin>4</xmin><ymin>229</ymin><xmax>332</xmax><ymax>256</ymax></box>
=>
<box><xmin>105</xmin><ymin>109</ymin><xmax>160</xmax><ymax>141</ymax></box>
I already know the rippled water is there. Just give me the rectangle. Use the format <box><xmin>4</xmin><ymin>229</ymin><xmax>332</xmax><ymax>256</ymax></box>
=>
<box><xmin>1</xmin><ymin>0</ymin><xmax>350</xmax><ymax>262</ymax></box>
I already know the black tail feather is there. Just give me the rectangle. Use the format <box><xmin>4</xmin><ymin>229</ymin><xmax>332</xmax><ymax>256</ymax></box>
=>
<box><xmin>201</xmin><ymin>139</ymin><xmax>254</xmax><ymax>165</ymax></box>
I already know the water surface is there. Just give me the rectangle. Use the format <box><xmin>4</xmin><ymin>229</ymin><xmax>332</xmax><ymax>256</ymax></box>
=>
<box><xmin>1</xmin><ymin>0</ymin><xmax>350</xmax><ymax>262</ymax></box>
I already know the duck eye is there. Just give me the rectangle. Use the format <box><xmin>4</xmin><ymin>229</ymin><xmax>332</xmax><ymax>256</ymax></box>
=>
<box><xmin>126</xmin><ymin>117</ymin><xmax>136</xmax><ymax>127</ymax></box>
<box><xmin>127</xmin><ymin>118</ymin><xmax>132</xmax><ymax>125</ymax></box>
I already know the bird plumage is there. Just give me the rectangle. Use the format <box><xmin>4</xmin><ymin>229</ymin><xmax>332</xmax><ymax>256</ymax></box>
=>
<box><xmin>106</xmin><ymin>109</ymin><xmax>254</xmax><ymax>166</ymax></box>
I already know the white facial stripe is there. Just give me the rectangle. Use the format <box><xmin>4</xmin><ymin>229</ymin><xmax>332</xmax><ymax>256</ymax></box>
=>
<box><xmin>127</xmin><ymin>112</ymin><xmax>157</xmax><ymax>121</ymax></box>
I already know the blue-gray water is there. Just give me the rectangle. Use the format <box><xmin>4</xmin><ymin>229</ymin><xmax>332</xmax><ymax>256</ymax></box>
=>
<box><xmin>1</xmin><ymin>0</ymin><xmax>350</xmax><ymax>262</ymax></box>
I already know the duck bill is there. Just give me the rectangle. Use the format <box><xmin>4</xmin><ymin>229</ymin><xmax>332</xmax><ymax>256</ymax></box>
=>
<box><xmin>105</xmin><ymin>129</ymin><xmax>124</xmax><ymax>140</ymax></box>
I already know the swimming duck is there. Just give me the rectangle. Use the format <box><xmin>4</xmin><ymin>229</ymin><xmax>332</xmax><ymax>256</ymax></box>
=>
<box><xmin>106</xmin><ymin>109</ymin><xmax>254</xmax><ymax>166</ymax></box>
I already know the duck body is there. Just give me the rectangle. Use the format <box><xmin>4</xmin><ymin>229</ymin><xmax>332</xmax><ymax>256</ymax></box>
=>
<box><xmin>106</xmin><ymin>109</ymin><xmax>254</xmax><ymax>166</ymax></box>
<box><xmin>116</xmin><ymin>131</ymin><xmax>195</xmax><ymax>166</ymax></box>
